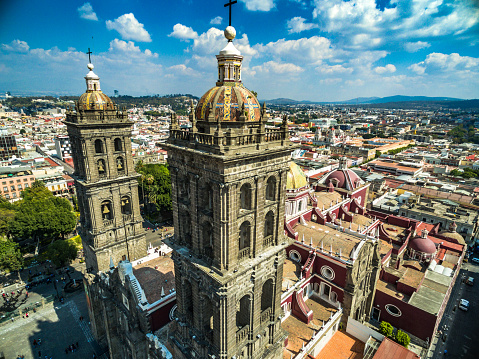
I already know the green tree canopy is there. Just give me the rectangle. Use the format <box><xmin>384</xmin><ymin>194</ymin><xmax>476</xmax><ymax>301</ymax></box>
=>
<box><xmin>0</xmin><ymin>236</ymin><xmax>24</xmax><ymax>273</ymax></box>
<box><xmin>379</xmin><ymin>321</ymin><xmax>394</xmax><ymax>338</ymax></box>
<box><xmin>395</xmin><ymin>330</ymin><xmax>410</xmax><ymax>348</ymax></box>
<box><xmin>136</xmin><ymin>163</ymin><xmax>171</xmax><ymax>212</ymax></box>
<box><xmin>45</xmin><ymin>238</ymin><xmax>78</xmax><ymax>267</ymax></box>
<box><xmin>8</xmin><ymin>186</ymin><xmax>76</xmax><ymax>243</ymax></box>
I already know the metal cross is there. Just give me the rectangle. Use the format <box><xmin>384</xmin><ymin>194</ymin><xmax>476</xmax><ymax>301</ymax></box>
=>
<box><xmin>86</xmin><ymin>48</ymin><xmax>92</xmax><ymax>63</ymax></box>
<box><xmin>224</xmin><ymin>0</ymin><xmax>237</xmax><ymax>27</ymax></box>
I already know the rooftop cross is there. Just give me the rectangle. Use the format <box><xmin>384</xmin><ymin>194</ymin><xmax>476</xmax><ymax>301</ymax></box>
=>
<box><xmin>86</xmin><ymin>48</ymin><xmax>92</xmax><ymax>63</ymax></box>
<box><xmin>224</xmin><ymin>0</ymin><xmax>237</xmax><ymax>27</ymax></box>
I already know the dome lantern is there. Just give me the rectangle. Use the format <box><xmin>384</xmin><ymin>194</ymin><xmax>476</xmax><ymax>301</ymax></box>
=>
<box><xmin>216</xmin><ymin>26</ymin><xmax>243</xmax><ymax>86</ymax></box>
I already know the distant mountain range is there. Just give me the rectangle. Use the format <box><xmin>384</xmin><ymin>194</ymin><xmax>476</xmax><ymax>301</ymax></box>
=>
<box><xmin>262</xmin><ymin>95</ymin><xmax>464</xmax><ymax>105</ymax></box>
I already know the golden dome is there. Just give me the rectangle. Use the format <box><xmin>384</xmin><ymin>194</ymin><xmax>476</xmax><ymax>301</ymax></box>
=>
<box><xmin>287</xmin><ymin>162</ymin><xmax>308</xmax><ymax>190</ymax></box>
<box><xmin>78</xmin><ymin>91</ymin><xmax>115</xmax><ymax>111</ymax></box>
<box><xmin>195</xmin><ymin>84</ymin><xmax>261</xmax><ymax>122</ymax></box>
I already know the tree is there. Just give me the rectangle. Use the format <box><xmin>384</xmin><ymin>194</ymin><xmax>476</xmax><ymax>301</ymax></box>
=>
<box><xmin>395</xmin><ymin>330</ymin><xmax>410</xmax><ymax>348</ymax></box>
<box><xmin>0</xmin><ymin>236</ymin><xmax>24</xmax><ymax>273</ymax></box>
<box><xmin>20</xmin><ymin>129</ymin><xmax>26</xmax><ymax>135</ymax></box>
<box><xmin>136</xmin><ymin>163</ymin><xmax>171</xmax><ymax>213</ymax></box>
<box><xmin>379</xmin><ymin>321</ymin><xmax>394</xmax><ymax>338</ymax></box>
<box><xmin>0</xmin><ymin>195</ymin><xmax>16</xmax><ymax>237</ymax></box>
<box><xmin>45</xmin><ymin>238</ymin><xmax>78</xmax><ymax>267</ymax></box>
<box><xmin>8</xmin><ymin>186</ymin><xmax>76</xmax><ymax>244</ymax></box>
<box><xmin>449</xmin><ymin>169</ymin><xmax>462</xmax><ymax>177</ymax></box>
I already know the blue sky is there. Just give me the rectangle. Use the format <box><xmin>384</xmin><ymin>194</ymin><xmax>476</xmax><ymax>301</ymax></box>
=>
<box><xmin>0</xmin><ymin>0</ymin><xmax>478</xmax><ymax>101</ymax></box>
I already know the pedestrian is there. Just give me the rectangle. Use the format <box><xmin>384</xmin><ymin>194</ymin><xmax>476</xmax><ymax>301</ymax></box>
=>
<box><xmin>76</xmin><ymin>341</ymin><xmax>79</xmax><ymax>348</ymax></box>
<box><xmin>65</xmin><ymin>348</ymin><xmax>68</xmax><ymax>355</ymax></box>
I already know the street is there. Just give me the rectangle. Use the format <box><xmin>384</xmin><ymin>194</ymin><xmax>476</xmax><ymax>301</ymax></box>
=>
<box><xmin>430</xmin><ymin>259</ymin><xmax>479</xmax><ymax>358</ymax></box>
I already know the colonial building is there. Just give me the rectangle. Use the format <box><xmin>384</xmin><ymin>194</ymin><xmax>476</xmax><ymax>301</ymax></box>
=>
<box><xmin>65</xmin><ymin>62</ymin><xmax>146</xmax><ymax>273</ymax></box>
<box><xmin>164</xmin><ymin>25</ymin><xmax>294</xmax><ymax>359</ymax></box>
<box><xmin>65</xmin><ymin>61</ymin><xmax>147</xmax><ymax>355</ymax></box>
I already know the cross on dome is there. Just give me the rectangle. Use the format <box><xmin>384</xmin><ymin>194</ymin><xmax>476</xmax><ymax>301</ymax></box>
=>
<box><xmin>224</xmin><ymin>0</ymin><xmax>237</xmax><ymax>27</ymax></box>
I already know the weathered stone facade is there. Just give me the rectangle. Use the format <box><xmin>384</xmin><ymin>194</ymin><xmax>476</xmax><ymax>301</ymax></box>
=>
<box><xmin>65</xmin><ymin>65</ymin><xmax>146</xmax><ymax>273</ymax></box>
<box><xmin>164</xmin><ymin>28</ymin><xmax>296</xmax><ymax>359</ymax></box>
<box><xmin>65</xmin><ymin>63</ymin><xmax>147</xmax><ymax>354</ymax></box>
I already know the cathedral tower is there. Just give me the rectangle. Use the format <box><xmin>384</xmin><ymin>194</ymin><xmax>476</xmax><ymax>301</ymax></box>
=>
<box><xmin>165</xmin><ymin>25</ymin><xmax>294</xmax><ymax>359</ymax></box>
<box><xmin>65</xmin><ymin>62</ymin><xmax>146</xmax><ymax>273</ymax></box>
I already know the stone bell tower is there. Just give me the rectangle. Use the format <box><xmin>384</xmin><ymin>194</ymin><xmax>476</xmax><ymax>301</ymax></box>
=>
<box><xmin>65</xmin><ymin>62</ymin><xmax>146</xmax><ymax>273</ymax></box>
<box><xmin>165</xmin><ymin>24</ymin><xmax>294</xmax><ymax>359</ymax></box>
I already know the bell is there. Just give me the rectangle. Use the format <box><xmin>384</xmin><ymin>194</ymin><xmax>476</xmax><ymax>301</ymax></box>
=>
<box><xmin>102</xmin><ymin>205</ymin><xmax>110</xmax><ymax>214</ymax></box>
<box><xmin>117</xmin><ymin>161</ymin><xmax>123</xmax><ymax>170</ymax></box>
<box><xmin>98</xmin><ymin>161</ymin><xmax>104</xmax><ymax>172</ymax></box>
<box><xmin>121</xmin><ymin>200</ymin><xmax>125</xmax><ymax>206</ymax></box>
<box><xmin>125</xmin><ymin>199</ymin><xmax>129</xmax><ymax>204</ymax></box>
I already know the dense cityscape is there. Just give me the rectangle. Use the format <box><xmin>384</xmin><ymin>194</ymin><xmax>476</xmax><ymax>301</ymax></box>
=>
<box><xmin>1</xmin><ymin>1</ymin><xmax>479</xmax><ymax>359</ymax></box>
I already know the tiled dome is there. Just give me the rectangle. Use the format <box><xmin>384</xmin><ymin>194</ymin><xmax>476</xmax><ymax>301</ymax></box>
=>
<box><xmin>409</xmin><ymin>232</ymin><xmax>437</xmax><ymax>254</ymax></box>
<box><xmin>287</xmin><ymin>162</ymin><xmax>308</xmax><ymax>190</ymax></box>
<box><xmin>195</xmin><ymin>84</ymin><xmax>261</xmax><ymax>122</ymax></box>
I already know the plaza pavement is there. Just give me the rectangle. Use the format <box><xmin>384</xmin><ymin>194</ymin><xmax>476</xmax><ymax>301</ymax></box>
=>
<box><xmin>0</xmin><ymin>290</ymin><xmax>105</xmax><ymax>359</ymax></box>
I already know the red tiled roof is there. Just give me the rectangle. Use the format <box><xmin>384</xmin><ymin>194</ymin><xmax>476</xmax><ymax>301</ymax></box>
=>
<box><xmin>45</xmin><ymin>157</ymin><xmax>59</xmax><ymax>167</ymax></box>
<box><xmin>315</xmin><ymin>331</ymin><xmax>364</xmax><ymax>359</ymax></box>
<box><xmin>373</xmin><ymin>337</ymin><xmax>420</xmax><ymax>359</ymax></box>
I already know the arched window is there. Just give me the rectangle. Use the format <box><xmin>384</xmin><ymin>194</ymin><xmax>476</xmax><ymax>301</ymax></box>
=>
<box><xmin>298</xmin><ymin>200</ymin><xmax>303</xmax><ymax>212</ymax></box>
<box><xmin>261</xmin><ymin>279</ymin><xmax>274</xmax><ymax>312</ymax></box>
<box><xmin>266</xmin><ymin>177</ymin><xmax>276</xmax><ymax>201</ymax></box>
<box><xmin>240</xmin><ymin>183</ymin><xmax>252</xmax><ymax>210</ymax></box>
<box><xmin>202</xmin><ymin>222</ymin><xmax>214</xmax><ymax>260</ymax></box>
<box><xmin>239</xmin><ymin>221</ymin><xmax>251</xmax><ymax>251</ymax></box>
<box><xmin>114</xmin><ymin>138</ymin><xmax>123</xmax><ymax>152</ymax></box>
<box><xmin>264</xmin><ymin>211</ymin><xmax>274</xmax><ymax>239</ymax></box>
<box><xmin>101</xmin><ymin>200</ymin><xmax>113</xmax><ymax>220</ymax></box>
<box><xmin>181</xmin><ymin>212</ymin><xmax>192</xmax><ymax>247</ymax></box>
<box><xmin>183</xmin><ymin>280</ymin><xmax>194</xmax><ymax>323</ymax></box>
<box><xmin>202</xmin><ymin>296</ymin><xmax>214</xmax><ymax>337</ymax></box>
<box><xmin>97</xmin><ymin>159</ymin><xmax>106</xmax><ymax>175</ymax></box>
<box><xmin>94</xmin><ymin>139</ymin><xmax>103</xmax><ymax>154</ymax></box>
<box><xmin>236</xmin><ymin>295</ymin><xmax>250</xmax><ymax>328</ymax></box>
<box><xmin>179</xmin><ymin>176</ymin><xmax>190</xmax><ymax>203</ymax></box>
<box><xmin>121</xmin><ymin>196</ymin><xmax>131</xmax><ymax>215</ymax></box>
<box><xmin>116</xmin><ymin>157</ymin><xmax>125</xmax><ymax>173</ymax></box>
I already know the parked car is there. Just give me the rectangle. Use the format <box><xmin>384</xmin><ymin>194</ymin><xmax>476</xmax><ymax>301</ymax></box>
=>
<box><xmin>466</xmin><ymin>277</ymin><xmax>474</xmax><ymax>286</ymax></box>
<box><xmin>471</xmin><ymin>257</ymin><xmax>479</xmax><ymax>264</ymax></box>
<box><xmin>459</xmin><ymin>299</ymin><xmax>470</xmax><ymax>311</ymax></box>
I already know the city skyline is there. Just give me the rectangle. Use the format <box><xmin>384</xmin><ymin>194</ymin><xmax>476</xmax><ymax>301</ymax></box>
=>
<box><xmin>0</xmin><ymin>0</ymin><xmax>478</xmax><ymax>101</ymax></box>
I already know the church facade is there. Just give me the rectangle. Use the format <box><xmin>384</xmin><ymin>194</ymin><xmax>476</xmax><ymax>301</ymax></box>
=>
<box><xmin>164</xmin><ymin>25</ymin><xmax>295</xmax><ymax>359</ymax></box>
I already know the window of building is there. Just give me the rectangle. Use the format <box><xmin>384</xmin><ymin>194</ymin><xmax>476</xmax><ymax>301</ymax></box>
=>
<box><xmin>266</xmin><ymin>176</ymin><xmax>276</xmax><ymax>201</ymax></box>
<box><xmin>1</xmin><ymin>182</ymin><xmax>5</xmax><ymax>185</ymax></box>
<box><xmin>116</xmin><ymin>157</ymin><xmax>124</xmax><ymax>173</ymax></box>
<box><xmin>321</xmin><ymin>266</ymin><xmax>335</xmax><ymax>280</ymax></box>
<box><xmin>385</xmin><ymin>304</ymin><xmax>402</xmax><ymax>317</ymax></box>
<box><xmin>239</xmin><ymin>221</ymin><xmax>251</xmax><ymax>251</ymax></box>
<box><xmin>17</xmin><ymin>184</ymin><xmax>22</xmax><ymax>190</ymax></box>
<box><xmin>101</xmin><ymin>201</ymin><xmax>113</xmax><ymax>220</ymax></box>
<box><xmin>23</xmin><ymin>178</ymin><xmax>28</xmax><ymax>182</ymax></box>
<box><xmin>97</xmin><ymin>159</ymin><xmax>106</xmax><ymax>175</ymax></box>
<box><xmin>236</xmin><ymin>295</ymin><xmax>251</xmax><ymax>329</ymax></box>
<box><xmin>264</xmin><ymin>211</ymin><xmax>274</xmax><ymax>239</ymax></box>
<box><xmin>5</xmin><ymin>194</ymin><xmax>10</xmax><ymax>199</ymax></box>
<box><xmin>261</xmin><ymin>279</ymin><xmax>274</xmax><ymax>312</ymax></box>
<box><xmin>16</xmin><ymin>179</ymin><xmax>21</xmax><ymax>183</ymax></box>
<box><xmin>12</xmin><ymin>193</ymin><xmax>17</xmax><ymax>199</ymax></box>
<box><xmin>114</xmin><ymin>138</ymin><xmax>123</xmax><ymax>152</ymax></box>
<box><xmin>24</xmin><ymin>183</ymin><xmax>29</xmax><ymax>188</ymax></box>
<box><xmin>10</xmin><ymin>186</ymin><xmax>15</xmax><ymax>191</ymax></box>
<box><xmin>121</xmin><ymin>196</ymin><xmax>131</xmax><ymax>215</ymax></box>
<box><xmin>122</xmin><ymin>294</ymin><xmax>129</xmax><ymax>310</ymax></box>
<box><xmin>240</xmin><ymin>183</ymin><xmax>252</xmax><ymax>210</ymax></box>
<box><xmin>94</xmin><ymin>139</ymin><xmax>104</xmax><ymax>154</ymax></box>
<box><xmin>3</xmin><ymin>187</ymin><xmax>7</xmax><ymax>192</ymax></box>
<box><xmin>289</xmin><ymin>250</ymin><xmax>301</xmax><ymax>263</ymax></box>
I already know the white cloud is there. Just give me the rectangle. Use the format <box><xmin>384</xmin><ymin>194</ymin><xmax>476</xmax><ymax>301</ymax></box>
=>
<box><xmin>408</xmin><ymin>63</ymin><xmax>426</xmax><ymax>75</ymax></box>
<box><xmin>404</xmin><ymin>41</ymin><xmax>431</xmax><ymax>53</ymax></box>
<box><xmin>1</xmin><ymin>39</ymin><xmax>29</xmax><ymax>53</ymax></box>
<box><xmin>252</xmin><ymin>61</ymin><xmax>304</xmax><ymax>74</ymax></box>
<box><xmin>106</xmin><ymin>13</ymin><xmax>152</xmax><ymax>42</ymax></box>
<box><xmin>254</xmin><ymin>36</ymin><xmax>334</xmax><ymax>64</ymax></box>
<box><xmin>287</xmin><ymin>17</ymin><xmax>319</xmax><ymax>34</ymax></box>
<box><xmin>374</xmin><ymin>64</ymin><xmax>396</xmax><ymax>74</ymax></box>
<box><xmin>240</xmin><ymin>0</ymin><xmax>276</xmax><ymax>12</ymax></box>
<box><xmin>345</xmin><ymin>79</ymin><xmax>365</xmax><ymax>86</ymax></box>
<box><xmin>168</xmin><ymin>24</ymin><xmax>199</xmax><ymax>41</ymax></box>
<box><xmin>77</xmin><ymin>3</ymin><xmax>98</xmax><ymax>21</ymax></box>
<box><xmin>408</xmin><ymin>52</ymin><xmax>479</xmax><ymax>80</ymax></box>
<box><xmin>317</xmin><ymin>64</ymin><xmax>352</xmax><ymax>74</ymax></box>
<box><xmin>210</xmin><ymin>16</ymin><xmax>223</xmax><ymax>25</ymax></box>
<box><xmin>108</xmin><ymin>39</ymin><xmax>158</xmax><ymax>58</ymax></box>
<box><xmin>168</xmin><ymin>64</ymin><xmax>200</xmax><ymax>77</ymax></box>
<box><xmin>193</xmin><ymin>28</ymin><xmax>225</xmax><ymax>55</ymax></box>
<box><xmin>312</xmin><ymin>0</ymin><xmax>479</xmax><ymax>49</ymax></box>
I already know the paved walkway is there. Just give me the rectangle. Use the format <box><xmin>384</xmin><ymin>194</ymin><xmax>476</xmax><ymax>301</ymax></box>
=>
<box><xmin>0</xmin><ymin>291</ymin><xmax>103</xmax><ymax>359</ymax></box>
